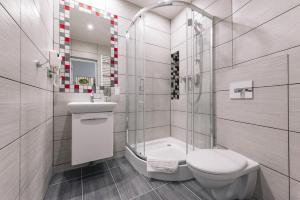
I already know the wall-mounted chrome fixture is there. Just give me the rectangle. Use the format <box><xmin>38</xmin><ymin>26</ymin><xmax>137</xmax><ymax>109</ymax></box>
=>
<box><xmin>35</xmin><ymin>60</ymin><xmax>49</xmax><ymax>68</ymax></box>
<box><xmin>230</xmin><ymin>80</ymin><xmax>253</xmax><ymax>99</ymax></box>
<box><xmin>35</xmin><ymin>50</ymin><xmax>62</xmax><ymax>86</ymax></box>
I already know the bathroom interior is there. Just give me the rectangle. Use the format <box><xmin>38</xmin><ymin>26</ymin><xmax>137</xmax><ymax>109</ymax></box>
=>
<box><xmin>0</xmin><ymin>0</ymin><xmax>299</xmax><ymax>199</ymax></box>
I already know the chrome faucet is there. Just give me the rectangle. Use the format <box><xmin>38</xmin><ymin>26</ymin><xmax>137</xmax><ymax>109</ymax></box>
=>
<box><xmin>90</xmin><ymin>90</ymin><xmax>103</xmax><ymax>102</ymax></box>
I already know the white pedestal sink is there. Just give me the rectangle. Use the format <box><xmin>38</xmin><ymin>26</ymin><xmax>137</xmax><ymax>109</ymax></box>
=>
<box><xmin>67</xmin><ymin>101</ymin><xmax>117</xmax><ymax>165</ymax></box>
<box><xmin>68</xmin><ymin>102</ymin><xmax>117</xmax><ymax>113</ymax></box>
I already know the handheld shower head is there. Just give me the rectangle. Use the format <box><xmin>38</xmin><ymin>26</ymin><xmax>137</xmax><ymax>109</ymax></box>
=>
<box><xmin>194</xmin><ymin>21</ymin><xmax>203</xmax><ymax>34</ymax></box>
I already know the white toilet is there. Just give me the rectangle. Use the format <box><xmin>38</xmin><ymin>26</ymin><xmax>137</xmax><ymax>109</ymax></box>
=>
<box><xmin>186</xmin><ymin>149</ymin><xmax>259</xmax><ymax>200</ymax></box>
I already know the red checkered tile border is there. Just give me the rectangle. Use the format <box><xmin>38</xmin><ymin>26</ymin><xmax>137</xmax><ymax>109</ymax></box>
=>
<box><xmin>59</xmin><ymin>0</ymin><xmax>118</xmax><ymax>93</ymax></box>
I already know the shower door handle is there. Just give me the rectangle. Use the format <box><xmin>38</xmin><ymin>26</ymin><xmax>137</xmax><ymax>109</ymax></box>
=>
<box><xmin>139</xmin><ymin>78</ymin><xmax>144</xmax><ymax>92</ymax></box>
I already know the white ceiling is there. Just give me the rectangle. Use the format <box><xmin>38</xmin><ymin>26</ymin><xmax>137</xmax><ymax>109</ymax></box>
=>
<box><xmin>70</xmin><ymin>9</ymin><xmax>111</xmax><ymax>47</ymax></box>
<box><xmin>125</xmin><ymin>0</ymin><xmax>192</xmax><ymax>19</ymax></box>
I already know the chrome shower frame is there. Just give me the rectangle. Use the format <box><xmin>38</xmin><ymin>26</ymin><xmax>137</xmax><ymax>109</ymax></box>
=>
<box><xmin>125</xmin><ymin>0</ymin><xmax>215</xmax><ymax>160</ymax></box>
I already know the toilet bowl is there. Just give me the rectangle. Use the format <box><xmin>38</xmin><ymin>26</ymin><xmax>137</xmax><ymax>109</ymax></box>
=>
<box><xmin>186</xmin><ymin>149</ymin><xmax>259</xmax><ymax>200</ymax></box>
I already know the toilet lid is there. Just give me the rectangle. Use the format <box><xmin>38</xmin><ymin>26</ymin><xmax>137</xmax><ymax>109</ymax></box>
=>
<box><xmin>186</xmin><ymin>149</ymin><xmax>248</xmax><ymax>175</ymax></box>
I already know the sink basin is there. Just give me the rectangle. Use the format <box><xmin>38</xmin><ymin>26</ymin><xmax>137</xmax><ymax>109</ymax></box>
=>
<box><xmin>68</xmin><ymin>102</ymin><xmax>117</xmax><ymax>113</ymax></box>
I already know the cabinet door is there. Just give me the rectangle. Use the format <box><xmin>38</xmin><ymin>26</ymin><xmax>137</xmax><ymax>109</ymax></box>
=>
<box><xmin>72</xmin><ymin>112</ymin><xmax>113</xmax><ymax>165</ymax></box>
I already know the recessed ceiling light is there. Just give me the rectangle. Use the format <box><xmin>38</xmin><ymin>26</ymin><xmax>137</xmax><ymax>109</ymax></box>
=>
<box><xmin>87</xmin><ymin>24</ymin><xmax>94</xmax><ymax>30</ymax></box>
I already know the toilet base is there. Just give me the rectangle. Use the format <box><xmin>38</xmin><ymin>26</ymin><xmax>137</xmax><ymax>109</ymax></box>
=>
<box><xmin>194</xmin><ymin>171</ymin><xmax>257</xmax><ymax>200</ymax></box>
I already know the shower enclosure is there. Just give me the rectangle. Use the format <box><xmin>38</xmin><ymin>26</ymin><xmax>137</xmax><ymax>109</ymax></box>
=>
<box><xmin>125</xmin><ymin>1</ymin><xmax>214</xmax><ymax>181</ymax></box>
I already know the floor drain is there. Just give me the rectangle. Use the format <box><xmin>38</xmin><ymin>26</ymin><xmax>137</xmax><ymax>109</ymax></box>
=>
<box><xmin>167</xmin><ymin>144</ymin><xmax>172</xmax><ymax>147</ymax></box>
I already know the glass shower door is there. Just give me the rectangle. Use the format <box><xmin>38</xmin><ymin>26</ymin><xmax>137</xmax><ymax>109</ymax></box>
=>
<box><xmin>126</xmin><ymin>15</ymin><xmax>146</xmax><ymax>158</ymax></box>
<box><xmin>187</xmin><ymin>9</ymin><xmax>213</xmax><ymax>152</ymax></box>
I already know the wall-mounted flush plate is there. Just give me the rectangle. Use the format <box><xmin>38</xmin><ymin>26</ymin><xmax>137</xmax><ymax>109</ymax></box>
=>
<box><xmin>230</xmin><ymin>80</ymin><xmax>253</xmax><ymax>99</ymax></box>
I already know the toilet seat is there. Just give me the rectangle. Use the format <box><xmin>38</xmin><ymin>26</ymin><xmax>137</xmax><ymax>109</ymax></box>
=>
<box><xmin>186</xmin><ymin>149</ymin><xmax>248</xmax><ymax>180</ymax></box>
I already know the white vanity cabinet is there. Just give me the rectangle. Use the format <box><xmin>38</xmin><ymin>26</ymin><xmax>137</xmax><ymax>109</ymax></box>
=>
<box><xmin>71</xmin><ymin>112</ymin><xmax>114</xmax><ymax>165</ymax></box>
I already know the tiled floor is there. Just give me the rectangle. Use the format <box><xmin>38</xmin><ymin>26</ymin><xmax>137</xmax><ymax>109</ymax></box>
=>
<box><xmin>44</xmin><ymin>157</ymin><xmax>215</xmax><ymax>200</ymax></box>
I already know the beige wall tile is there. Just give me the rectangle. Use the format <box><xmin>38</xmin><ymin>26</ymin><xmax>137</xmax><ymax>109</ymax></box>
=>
<box><xmin>215</xmin><ymin>54</ymin><xmax>288</xmax><ymax>91</ymax></box>
<box><xmin>54</xmin><ymin>115</ymin><xmax>72</xmax><ymax>141</ymax></box>
<box><xmin>21</xmin><ymin>85</ymin><xmax>46</xmax><ymax>135</ymax></box>
<box><xmin>21</xmin><ymin>0</ymin><xmax>51</xmax><ymax>57</ymax></box>
<box><xmin>114</xmin><ymin>131</ymin><xmax>126</xmax><ymax>152</ymax></box>
<box><xmin>20</xmin><ymin>121</ymin><xmax>52</xmax><ymax>200</ymax></box>
<box><xmin>216</xmin><ymin>118</ymin><xmax>288</xmax><ymax>175</ymax></box>
<box><xmin>21</xmin><ymin>32</ymin><xmax>48</xmax><ymax>90</ymax></box>
<box><xmin>0</xmin><ymin>78</ymin><xmax>20</xmax><ymax>149</ymax></box>
<box><xmin>290</xmin><ymin>132</ymin><xmax>300</xmax><ymax>181</ymax></box>
<box><xmin>255</xmin><ymin>166</ymin><xmax>289</xmax><ymax>200</ymax></box>
<box><xmin>288</xmin><ymin>46</ymin><xmax>300</xmax><ymax>84</ymax></box>
<box><xmin>0</xmin><ymin>0</ymin><xmax>20</xmax><ymax>24</ymax></box>
<box><xmin>232</xmin><ymin>0</ymin><xmax>251</xmax><ymax>13</ymax></box>
<box><xmin>0</xmin><ymin>5</ymin><xmax>20</xmax><ymax>81</ymax></box>
<box><xmin>171</xmin><ymin>9</ymin><xmax>186</xmax><ymax>34</ymax></box>
<box><xmin>233</xmin><ymin>6</ymin><xmax>300</xmax><ymax>64</ymax></box>
<box><xmin>290</xmin><ymin>179</ymin><xmax>300</xmax><ymax>200</ymax></box>
<box><xmin>145</xmin><ymin>61</ymin><xmax>171</xmax><ymax>79</ymax></box>
<box><xmin>214</xmin><ymin>41</ymin><xmax>232</xmax><ymax>69</ymax></box>
<box><xmin>171</xmin><ymin>126</ymin><xmax>187</xmax><ymax>143</ymax></box>
<box><xmin>232</xmin><ymin>0</ymin><xmax>300</xmax><ymax>38</ymax></box>
<box><xmin>114</xmin><ymin>112</ymin><xmax>127</xmax><ymax>133</ymax></box>
<box><xmin>144</xmin><ymin>12</ymin><xmax>170</xmax><ymax>34</ymax></box>
<box><xmin>145</xmin><ymin>26</ymin><xmax>170</xmax><ymax>49</ymax></box>
<box><xmin>290</xmin><ymin>84</ymin><xmax>300</xmax><ymax>132</ymax></box>
<box><xmin>53</xmin><ymin>139</ymin><xmax>71</xmax><ymax>166</ymax></box>
<box><xmin>145</xmin><ymin>126</ymin><xmax>170</xmax><ymax>141</ymax></box>
<box><xmin>214</xmin><ymin>17</ymin><xmax>232</xmax><ymax>46</ymax></box>
<box><xmin>146</xmin><ymin>43</ymin><xmax>171</xmax><ymax>64</ymax></box>
<box><xmin>216</xmin><ymin>86</ymin><xmax>288</xmax><ymax>130</ymax></box>
<box><xmin>206</xmin><ymin>0</ymin><xmax>232</xmax><ymax>23</ymax></box>
<box><xmin>0</xmin><ymin>140</ymin><xmax>20</xmax><ymax>200</ymax></box>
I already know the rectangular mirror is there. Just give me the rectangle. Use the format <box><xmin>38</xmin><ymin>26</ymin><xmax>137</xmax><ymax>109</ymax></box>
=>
<box><xmin>59</xmin><ymin>1</ymin><xmax>118</xmax><ymax>93</ymax></box>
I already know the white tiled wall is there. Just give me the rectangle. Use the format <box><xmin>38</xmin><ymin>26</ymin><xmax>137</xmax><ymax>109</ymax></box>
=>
<box><xmin>53</xmin><ymin>0</ymin><xmax>171</xmax><ymax>170</ymax></box>
<box><xmin>0</xmin><ymin>0</ymin><xmax>54</xmax><ymax>199</ymax></box>
<box><xmin>198</xmin><ymin>0</ymin><xmax>300</xmax><ymax>198</ymax></box>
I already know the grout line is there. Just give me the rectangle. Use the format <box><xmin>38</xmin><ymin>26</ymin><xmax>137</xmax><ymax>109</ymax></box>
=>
<box><xmin>232</xmin><ymin>3</ymin><xmax>300</xmax><ymax>41</ymax></box>
<box><xmin>182</xmin><ymin>183</ymin><xmax>202</xmax><ymax>200</ymax></box>
<box><xmin>290</xmin><ymin>177</ymin><xmax>300</xmax><ymax>183</ymax></box>
<box><xmin>260</xmin><ymin>164</ymin><xmax>289</xmax><ymax>178</ymax></box>
<box><xmin>287</xmin><ymin>53</ymin><xmax>291</xmax><ymax>200</ymax></box>
<box><xmin>81</xmin><ymin>168</ymin><xmax>83</xmax><ymax>200</ymax></box>
<box><xmin>216</xmin><ymin>117</ymin><xmax>289</xmax><ymax>132</ymax></box>
<box><xmin>215</xmin><ymin>83</ymin><xmax>292</xmax><ymax>92</ymax></box>
<box><xmin>229</xmin><ymin>43</ymin><xmax>300</xmax><ymax>69</ymax></box>
<box><xmin>19</xmin><ymin>20</ymin><xmax>22</xmax><ymax>200</ymax></box>
<box><xmin>105</xmin><ymin>161</ymin><xmax>123</xmax><ymax>200</ymax></box>
<box><xmin>153</xmin><ymin>189</ymin><xmax>164</xmax><ymax>200</ymax></box>
<box><xmin>49</xmin><ymin>176</ymin><xmax>82</xmax><ymax>186</ymax></box>
<box><xmin>0</xmin><ymin>75</ymin><xmax>53</xmax><ymax>93</ymax></box>
<box><xmin>171</xmin><ymin>110</ymin><xmax>212</xmax><ymax>116</ymax></box>
<box><xmin>231</xmin><ymin>0</ymin><xmax>234</xmax><ymax>70</ymax></box>
<box><xmin>171</xmin><ymin>125</ymin><xmax>212</xmax><ymax>137</ymax></box>
<box><xmin>129</xmin><ymin>182</ymin><xmax>168</xmax><ymax>200</ymax></box>
<box><xmin>0</xmin><ymin>117</ymin><xmax>53</xmax><ymax>151</ymax></box>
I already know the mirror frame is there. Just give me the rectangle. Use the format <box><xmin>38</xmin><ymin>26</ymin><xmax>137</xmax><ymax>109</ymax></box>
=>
<box><xmin>58</xmin><ymin>0</ymin><xmax>118</xmax><ymax>93</ymax></box>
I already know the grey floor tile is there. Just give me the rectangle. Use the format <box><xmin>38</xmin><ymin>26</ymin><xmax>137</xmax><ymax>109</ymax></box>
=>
<box><xmin>183</xmin><ymin>180</ymin><xmax>215</xmax><ymax>200</ymax></box>
<box><xmin>156</xmin><ymin>183</ymin><xmax>200</xmax><ymax>200</ymax></box>
<box><xmin>83</xmin><ymin>171</ymin><xmax>120</xmax><ymax>200</ymax></box>
<box><xmin>110</xmin><ymin>165</ymin><xmax>152</xmax><ymax>200</ymax></box>
<box><xmin>44</xmin><ymin>179</ymin><xmax>82</xmax><ymax>200</ymax></box>
<box><xmin>50</xmin><ymin>168</ymin><xmax>81</xmax><ymax>185</ymax></box>
<box><xmin>146</xmin><ymin>178</ymin><xmax>169</xmax><ymax>189</ymax></box>
<box><xmin>82</xmin><ymin>162</ymin><xmax>108</xmax><ymax>177</ymax></box>
<box><xmin>107</xmin><ymin>157</ymin><xmax>131</xmax><ymax>169</ymax></box>
<box><xmin>132</xmin><ymin>191</ymin><xmax>161</xmax><ymax>200</ymax></box>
